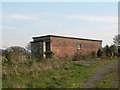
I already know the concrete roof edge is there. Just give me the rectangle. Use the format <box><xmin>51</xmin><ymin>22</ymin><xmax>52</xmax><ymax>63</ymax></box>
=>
<box><xmin>32</xmin><ymin>35</ymin><xmax>102</xmax><ymax>42</ymax></box>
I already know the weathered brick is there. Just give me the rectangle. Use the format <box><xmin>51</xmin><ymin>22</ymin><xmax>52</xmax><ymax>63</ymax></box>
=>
<box><xmin>31</xmin><ymin>35</ymin><xmax>102</xmax><ymax>58</ymax></box>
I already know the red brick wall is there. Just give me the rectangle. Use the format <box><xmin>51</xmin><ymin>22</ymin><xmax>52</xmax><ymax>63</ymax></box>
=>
<box><xmin>50</xmin><ymin>37</ymin><xmax>102</xmax><ymax>57</ymax></box>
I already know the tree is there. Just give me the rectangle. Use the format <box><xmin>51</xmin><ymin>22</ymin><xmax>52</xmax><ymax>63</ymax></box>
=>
<box><xmin>109</xmin><ymin>45</ymin><xmax>117</xmax><ymax>56</ymax></box>
<box><xmin>113</xmin><ymin>34</ymin><xmax>120</xmax><ymax>53</ymax></box>
<box><xmin>103</xmin><ymin>45</ymin><xmax>117</xmax><ymax>57</ymax></box>
<box><xmin>5</xmin><ymin>46</ymin><xmax>28</xmax><ymax>54</ymax></box>
<box><xmin>104</xmin><ymin>45</ymin><xmax>110</xmax><ymax>56</ymax></box>
<box><xmin>113</xmin><ymin>34</ymin><xmax>120</xmax><ymax>46</ymax></box>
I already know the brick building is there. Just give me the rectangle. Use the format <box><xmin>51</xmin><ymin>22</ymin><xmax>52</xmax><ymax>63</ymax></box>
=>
<box><xmin>30</xmin><ymin>35</ymin><xmax>102</xmax><ymax>58</ymax></box>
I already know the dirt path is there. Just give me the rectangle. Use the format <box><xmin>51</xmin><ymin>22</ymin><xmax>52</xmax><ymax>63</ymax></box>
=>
<box><xmin>79</xmin><ymin>60</ymin><xmax>118</xmax><ymax>88</ymax></box>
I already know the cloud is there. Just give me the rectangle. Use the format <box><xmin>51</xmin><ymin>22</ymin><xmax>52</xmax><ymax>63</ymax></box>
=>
<box><xmin>8</xmin><ymin>14</ymin><xmax>37</xmax><ymax>20</ymax></box>
<box><xmin>66</xmin><ymin>15</ymin><xmax>117</xmax><ymax>23</ymax></box>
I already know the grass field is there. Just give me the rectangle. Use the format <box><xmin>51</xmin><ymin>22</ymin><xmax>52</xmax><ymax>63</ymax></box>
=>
<box><xmin>2</xmin><ymin>57</ymin><xmax>119</xmax><ymax>88</ymax></box>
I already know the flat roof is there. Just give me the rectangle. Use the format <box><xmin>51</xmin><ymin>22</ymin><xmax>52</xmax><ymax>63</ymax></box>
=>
<box><xmin>33</xmin><ymin>35</ymin><xmax>102</xmax><ymax>42</ymax></box>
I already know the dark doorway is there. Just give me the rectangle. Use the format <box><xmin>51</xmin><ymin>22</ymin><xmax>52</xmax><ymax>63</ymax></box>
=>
<box><xmin>46</xmin><ymin>42</ymin><xmax>50</xmax><ymax>51</ymax></box>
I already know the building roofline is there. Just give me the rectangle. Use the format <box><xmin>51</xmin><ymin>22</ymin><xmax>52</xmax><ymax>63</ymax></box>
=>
<box><xmin>33</xmin><ymin>35</ymin><xmax>102</xmax><ymax>42</ymax></box>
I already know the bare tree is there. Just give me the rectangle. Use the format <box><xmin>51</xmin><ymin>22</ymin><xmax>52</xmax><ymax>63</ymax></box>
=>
<box><xmin>113</xmin><ymin>34</ymin><xmax>120</xmax><ymax>46</ymax></box>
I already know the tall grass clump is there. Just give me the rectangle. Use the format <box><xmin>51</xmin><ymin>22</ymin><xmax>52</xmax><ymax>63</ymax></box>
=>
<box><xmin>2</xmin><ymin>46</ymin><xmax>72</xmax><ymax>80</ymax></box>
<box><xmin>72</xmin><ymin>52</ymin><xmax>82</xmax><ymax>61</ymax></box>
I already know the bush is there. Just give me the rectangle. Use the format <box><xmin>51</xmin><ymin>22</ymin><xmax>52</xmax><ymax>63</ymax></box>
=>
<box><xmin>72</xmin><ymin>52</ymin><xmax>82</xmax><ymax>61</ymax></box>
<box><xmin>114</xmin><ymin>52</ymin><xmax>120</xmax><ymax>57</ymax></box>
<box><xmin>44</xmin><ymin>50</ymin><xmax>54</xmax><ymax>59</ymax></box>
<box><xmin>97</xmin><ymin>49</ymin><xmax>102</xmax><ymax>57</ymax></box>
<box><xmin>2</xmin><ymin>57</ymin><xmax>9</xmax><ymax>64</ymax></box>
<box><xmin>104</xmin><ymin>45</ymin><xmax>110</xmax><ymax>56</ymax></box>
<box><xmin>103</xmin><ymin>45</ymin><xmax>118</xmax><ymax>57</ymax></box>
<box><xmin>2</xmin><ymin>46</ymin><xmax>31</xmax><ymax>65</ymax></box>
<box><xmin>91</xmin><ymin>51</ymin><xmax>96</xmax><ymax>57</ymax></box>
<box><xmin>109</xmin><ymin>45</ymin><xmax>117</xmax><ymax>56</ymax></box>
<box><xmin>118</xmin><ymin>48</ymin><xmax>120</xmax><ymax>53</ymax></box>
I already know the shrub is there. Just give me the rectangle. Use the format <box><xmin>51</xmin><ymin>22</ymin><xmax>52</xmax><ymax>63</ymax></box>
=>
<box><xmin>91</xmin><ymin>51</ymin><xmax>96</xmax><ymax>57</ymax></box>
<box><xmin>2</xmin><ymin>57</ymin><xmax>9</xmax><ymax>64</ymax></box>
<box><xmin>103</xmin><ymin>45</ymin><xmax>110</xmax><ymax>56</ymax></box>
<box><xmin>109</xmin><ymin>45</ymin><xmax>117</xmax><ymax>56</ymax></box>
<box><xmin>118</xmin><ymin>48</ymin><xmax>120</xmax><ymax>53</ymax></box>
<box><xmin>102</xmin><ymin>45</ymin><xmax>118</xmax><ymax>57</ymax></box>
<box><xmin>97</xmin><ymin>49</ymin><xmax>102</xmax><ymax>57</ymax></box>
<box><xmin>117</xmin><ymin>47</ymin><xmax>120</xmax><ymax>57</ymax></box>
<box><xmin>72</xmin><ymin>52</ymin><xmax>82</xmax><ymax>61</ymax></box>
<box><xmin>44</xmin><ymin>50</ymin><xmax>54</xmax><ymax>59</ymax></box>
<box><xmin>2</xmin><ymin>46</ymin><xmax>31</xmax><ymax>65</ymax></box>
<box><xmin>81</xmin><ymin>56</ymin><xmax>89</xmax><ymax>60</ymax></box>
<box><xmin>114</xmin><ymin>52</ymin><xmax>120</xmax><ymax>57</ymax></box>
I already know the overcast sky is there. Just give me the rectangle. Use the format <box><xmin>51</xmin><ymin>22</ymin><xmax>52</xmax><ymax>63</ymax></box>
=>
<box><xmin>1</xmin><ymin>2</ymin><xmax>118</xmax><ymax>49</ymax></box>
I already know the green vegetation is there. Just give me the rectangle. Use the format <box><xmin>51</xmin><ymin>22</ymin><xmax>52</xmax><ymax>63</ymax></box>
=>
<box><xmin>2</xmin><ymin>56</ymin><xmax>118</xmax><ymax>88</ymax></box>
<box><xmin>97</xmin><ymin>49</ymin><xmax>102</xmax><ymax>57</ymax></box>
<box><xmin>1</xmin><ymin>45</ymin><xmax>119</xmax><ymax>88</ymax></box>
<box><xmin>103</xmin><ymin>45</ymin><xmax>117</xmax><ymax>57</ymax></box>
<box><xmin>44</xmin><ymin>50</ymin><xmax>55</xmax><ymax>59</ymax></box>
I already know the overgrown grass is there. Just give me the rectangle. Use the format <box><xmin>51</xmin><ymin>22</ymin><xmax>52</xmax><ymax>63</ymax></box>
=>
<box><xmin>2</xmin><ymin>62</ymin><xmax>94</xmax><ymax>88</ymax></box>
<box><xmin>2</xmin><ymin>55</ymin><xmax>119</xmax><ymax>88</ymax></box>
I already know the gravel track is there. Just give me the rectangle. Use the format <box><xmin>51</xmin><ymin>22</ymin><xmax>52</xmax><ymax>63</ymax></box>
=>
<box><xmin>82</xmin><ymin>60</ymin><xmax>118</xmax><ymax>88</ymax></box>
